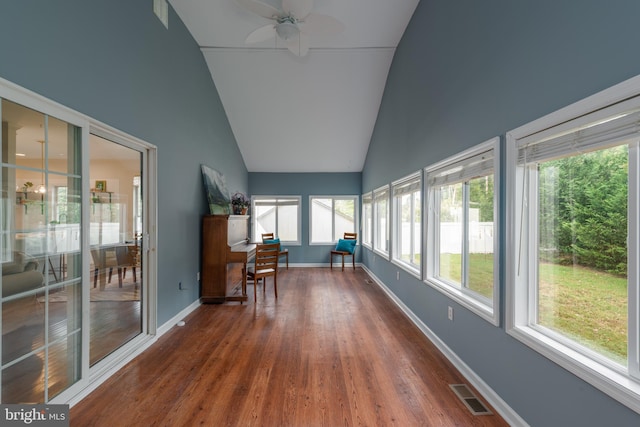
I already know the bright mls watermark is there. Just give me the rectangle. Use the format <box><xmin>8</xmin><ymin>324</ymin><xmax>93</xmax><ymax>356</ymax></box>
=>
<box><xmin>1</xmin><ymin>405</ymin><xmax>69</xmax><ymax>426</ymax></box>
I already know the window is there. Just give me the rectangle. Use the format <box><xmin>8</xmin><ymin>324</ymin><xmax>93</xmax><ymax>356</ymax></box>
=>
<box><xmin>309</xmin><ymin>196</ymin><xmax>358</xmax><ymax>244</ymax></box>
<box><xmin>373</xmin><ymin>186</ymin><xmax>389</xmax><ymax>256</ymax></box>
<box><xmin>252</xmin><ymin>196</ymin><xmax>301</xmax><ymax>244</ymax></box>
<box><xmin>425</xmin><ymin>138</ymin><xmax>499</xmax><ymax>324</ymax></box>
<box><xmin>506</xmin><ymin>79</ymin><xmax>640</xmax><ymax>412</ymax></box>
<box><xmin>392</xmin><ymin>173</ymin><xmax>422</xmax><ymax>275</ymax></box>
<box><xmin>362</xmin><ymin>192</ymin><xmax>372</xmax><ymax>248</ymax></box>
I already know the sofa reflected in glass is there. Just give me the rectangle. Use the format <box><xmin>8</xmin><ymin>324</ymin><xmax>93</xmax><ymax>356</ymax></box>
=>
<box><xmin>1</xmin><ymin>251</ymin><xmax>44</xmax><ymax>298</ymax></box>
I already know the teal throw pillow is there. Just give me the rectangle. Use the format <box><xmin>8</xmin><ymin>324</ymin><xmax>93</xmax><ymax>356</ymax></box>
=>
<box><xmin>263</xmin><ymin>238</ymin><xmax>280</xmax><ymax>245</ymax></box>
<box><xmin>335</xmin><ymin>239</ymin><xmax>356</xmax><ymax>254</ymax></box>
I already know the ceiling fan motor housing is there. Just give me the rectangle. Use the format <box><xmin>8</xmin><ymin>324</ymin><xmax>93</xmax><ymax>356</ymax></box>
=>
<box><xmin>276</xmin><ymin>16</ymin><xmax>299</xmax><ymax>40</ymax></box>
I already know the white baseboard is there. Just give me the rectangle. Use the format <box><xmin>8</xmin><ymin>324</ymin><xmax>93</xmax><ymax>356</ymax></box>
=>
<box><xmin>156</xmin><ymin>298</ymin><xmax>202</xmax><ymax>336</ymax></box>
<box><xmin>360</xmin><ymin>265</ymin><xmax>528</xmax><ymax>427</ymax></box>
<box><xmin>279</xmin><ymin>263</ymin><xmax>363</xmax><ymax>268</ymax></box>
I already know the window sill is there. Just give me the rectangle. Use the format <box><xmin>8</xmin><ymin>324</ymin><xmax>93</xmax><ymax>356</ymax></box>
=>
<box><xmin>391</xmin><ymin>258</ymin><xmax>421</xmax><ymax>280</ymax></box>
<box><xmin>372</xmin><ymin>248</ymin><xmax>390</xmax><ymax>260</ymax></box>
<box><xmin>425</xmin><ymin>277</ymin><xmax>498</xmax><ymax>325</ymax></box>
<box><xmin>507</xmin><ymin>324</ymin><xmax>640</xmax><ymax>414</ymax></box>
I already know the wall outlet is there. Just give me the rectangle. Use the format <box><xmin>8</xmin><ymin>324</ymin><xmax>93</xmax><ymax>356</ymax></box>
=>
<box><xmin>396</xmin><ymin>271</ymin><xmax>399</xmax><ymax>280</ymax></box>
<box><xmin>448</xmin><ymin>306</ymin><xmax>454</xmax><ymax>321</ymax></box>
<box><xmin>197</xmin><ymin>272</ymin><xmax>200</xmax><ymax>281</ymax></box>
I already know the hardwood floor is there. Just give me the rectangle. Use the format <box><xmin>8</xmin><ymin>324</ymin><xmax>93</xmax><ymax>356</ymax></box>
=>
<box><xmin>71</xmin><ymin>267</ymin><xmax>508</xmax><ymax>426</ymax></box>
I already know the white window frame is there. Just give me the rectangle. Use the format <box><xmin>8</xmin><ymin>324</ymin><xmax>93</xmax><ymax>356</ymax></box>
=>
<box><xmin>361</xmin><ymin>192</ymin><xmax>373</xmax><ymax>249</ymax></box>
<box><xmin>251</xmin><ymin>196</ymin><xmax>301</xmax><ymax>245</ymax></box>
<box><xmin>425</xmin><ymin>137</ymin><xmax>500</xmax><ymax>325</ymax></box>
<box><xmin>373</xmin><ymin>185</ymin><xmax>390</xmax><ymax>258</ymax></box>
<box><xmin>391</xmin><ymin>172</ymin><xmax>422</xmax><ymax>278</ymax></box>
<box><xmin>506</xmin><ymin>75</ymin><xmax>640</xmax><ymax>414</ymax></box>
<box><xmin>309</xmin><ymin>195</ymin><xmax>359</xmax><ymax>245</ymax></box>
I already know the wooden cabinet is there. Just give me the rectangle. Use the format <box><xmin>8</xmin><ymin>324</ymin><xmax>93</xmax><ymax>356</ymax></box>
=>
<box><xmin>201</xmin><ymin>215</ymin><xmax>253</xmax><ymax>303</ymax></box>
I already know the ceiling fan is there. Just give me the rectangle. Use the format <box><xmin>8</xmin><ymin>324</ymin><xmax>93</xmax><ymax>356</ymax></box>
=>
<box><xmin>235</xmin><ymin>0</ymin><xmax>344</xmax><ymax>57</ymax></box>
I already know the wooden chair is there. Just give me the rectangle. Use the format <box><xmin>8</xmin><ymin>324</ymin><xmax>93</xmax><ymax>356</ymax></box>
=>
<box><xmin>247</xmin><ymin>243</ymin><xmax>279</xmax><ymax>302</ymax></box>
<box><xmin>261</xmin><ymin>232</ymin><xmax>289</xmax><ymax>269</ymax></box>
<box><xmin>330</xmin><ymin>232</ymin><xmax>358</xmax><ymax>271</ymax></box>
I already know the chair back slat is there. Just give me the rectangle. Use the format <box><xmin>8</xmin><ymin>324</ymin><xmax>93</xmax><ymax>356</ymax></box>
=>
<box><xmin>255</xmin><ymin>243</ymin><xmax>279</xmax><ymax>272</ymax></box>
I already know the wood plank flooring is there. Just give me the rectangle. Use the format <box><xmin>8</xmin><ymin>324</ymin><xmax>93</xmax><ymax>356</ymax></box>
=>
<box><xmin>71</xmin><ymin>267</ymin><xmax>508</xmax><ymax>426</ymax></box>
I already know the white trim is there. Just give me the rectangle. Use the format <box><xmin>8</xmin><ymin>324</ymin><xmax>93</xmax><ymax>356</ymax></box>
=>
<box><xmin>372</xmin><ymin>184</ymin><xmax>390</xmax><ymax>258</ymax></box>
<box><xmin>286</xmin><ymin>262</ymin><xmax>363</xmax><ymax>268</ymax></box>
<box><xmin>391</xmin><ymin>171</ymin><xmax>423</xmax><ymax>278</ymax></box>
<box><xmin>308</xmin><ymin>195</ymin><xmax>360</xmax><ymax>245</ymax></box>
<box><xmin>361</xmin><ymin>191</ymin><xmax>373</xmax><ymax>249</ymax></box>
<box><xmin>424</xmin><ymin>137</ymin><xmax>500</xmax><ymax>326</ymax></box>
<box><xmin>391</xmin><ymin>258</ymin><xmax>421</xmax><ymax>280</ymax></box>
<box><xmin>360</xmin><ymin>265</ymin><xmax>528</xmax><ymax>427</ymax></box>
<box><xmin>506</xmin><ymin>74</ymin><xmax>640</xmax><ymax>414</ymax></box>
<box><xmin>629</xmin><ymin>142</ymin><xmax>640</xmax><ymax>379</ymax></box>
<box><xmin>507</xmin><ymin>74</ymin><xmax>640</xmax><ymax>141</ymax></box>
<box><xmin>251</xmin><ymin>195</ymin><xmax>302</xmax><ymax>245</ymax></box>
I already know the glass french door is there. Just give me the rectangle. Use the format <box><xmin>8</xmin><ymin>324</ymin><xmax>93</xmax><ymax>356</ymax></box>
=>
<box><xmin>1</xmin><ymin>98</ymin><xmax>82</xmax><ymax>402</ymax></box>
<box><xmin>88</xmin><ymin>133</ymin><xmax>145</xmax><ymax>365</ymax></box>
<box><xmin>1</xmin><ymin>88</ymin><xmax>153</xmax><ymax>403</ymax></box>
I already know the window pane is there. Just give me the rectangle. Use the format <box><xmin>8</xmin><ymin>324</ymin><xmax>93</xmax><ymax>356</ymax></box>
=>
<box><xmin>537</xmin><ymin>145</ymin><xmax>628</xmax><ymax>364</ymax></box>
<box><xmin>277</xmin><ymin>204</ymin><xmax>298</xmax><ymax>242</ymax></box>
<box><xmin>89</xmin><ymin>133</ymin><xmax>143</xmax><ymax>365</ymax></box>
<box><xmin>334</xmin><ymin>199</ymin><xmax>355</xmax><ymax>240</ymax></box>
<box><xmin>255</xmin><ymin>204</ymin><xmax>276</xmax><ymax>237</ymax></box>
<box><xmin>48</xmin><ymin>115</ymin><xmax>81</xmax><ymax>175</ymax></box>
<box><xmin>2</xmin><ymin>98</ymin><xmax>83</xmax><ymax>403</ymax></box>
<box><xmin>438</xmin><ymin>183</ymin><xmax>462</xmax><ymax>284</ymax></box>
<box><xmin>362</xmin><ymin>197</ymin><xmax>372</xmax><ymax>246</ymax></box>
<box><xmin>254</xmin><ymin>197</ymin><xmax>299</xmax><ymax>243</ymax></box>
<box><xmin>374</xmin><ymin>194</ymin><xmax>388</xmax><ymax>252</ymax></box>
<box><xmin>412</xmin><ymin>191</ymin><xmax>421</xmax><ymax>266</ymax></box>
<box><xmin>467</xmin><ymin>176</ymin><xmax>494</xmax><ymax>298</ymax></box>
<box><xmin>311</xmin><ymin>198</ymin><xmax>332</xmax><ymax>242</ymax></box>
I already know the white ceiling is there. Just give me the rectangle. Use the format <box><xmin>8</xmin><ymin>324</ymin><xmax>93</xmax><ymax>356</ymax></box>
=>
<box><xmin>169</xmin><ymin>0</ymin><xmax>419</xmax><ymax>172</ymax></box>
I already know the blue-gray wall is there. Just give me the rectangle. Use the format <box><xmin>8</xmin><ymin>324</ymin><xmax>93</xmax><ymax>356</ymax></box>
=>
<box><xmin>249</xmin><ymin>172</ymin><xmax>361</xmax><ymax>264</ymax></box>
<box><xmin>363</xmin><ymin>0</ymin><xmax>640</xmax><ymax>425</ymax></box>
<box><xmin>0</xmin><ymin>1</ymin><xmax>248</xmax><ymax>325</ymax></box>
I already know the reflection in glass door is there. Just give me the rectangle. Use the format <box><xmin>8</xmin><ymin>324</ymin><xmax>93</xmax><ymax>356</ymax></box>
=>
<box><xmin>89</xmin><ymin>134</ymin><xmax>143</xmax><ymax>365</ymax></box>
<box><xmin>1</xmin><ymin>98</ymin><xmax>82</xmax><ymax>402</ymax></box>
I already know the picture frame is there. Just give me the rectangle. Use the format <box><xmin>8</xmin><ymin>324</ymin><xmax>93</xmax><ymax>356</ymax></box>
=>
<box><xmin>95</xmin><ymin>180</ymin><xmax>107</xmax><ymax>192</ymax></box>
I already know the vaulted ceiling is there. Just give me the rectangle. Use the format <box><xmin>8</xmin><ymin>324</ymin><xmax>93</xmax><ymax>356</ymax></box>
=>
<box><xmin>169</xmin><ymin>0</ymin><xmax>419</xmax><ymax>172</ymax></box>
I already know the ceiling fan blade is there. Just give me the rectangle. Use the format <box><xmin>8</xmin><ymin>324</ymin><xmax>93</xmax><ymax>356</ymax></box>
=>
<box><xmin>301</xmin><ymin>13</ymin><xmax>345</xmax><ymax>35</ymax></box>
<box><xmin>282</xmin><ymin>0</ymin><xmax>313</xmax><ymax>20</ymax></box>
<box><xmin>286</xmin><ymin>32</ymin><xmax>309</xmax><ymax>56</ymax></box>
<box><xmin>245</xmin><ymin>24</ymin><xmax>277</xmax><ymax>43</ymax></box>
<box><xmin>235</xmin><ymin>0</ymin><xmax>281</xmax><ymax>20</ymax></box>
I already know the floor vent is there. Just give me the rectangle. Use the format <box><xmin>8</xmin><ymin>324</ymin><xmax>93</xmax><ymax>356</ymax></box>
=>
<box><xmin>449</xmin><ymin>384</ymin><xmax>492</xmax><ymax>416</ymax></box>
<box><xmin>364</xmin><ymin>279</ymin><xmax>373</xmax><ymax>284</ymax></box>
